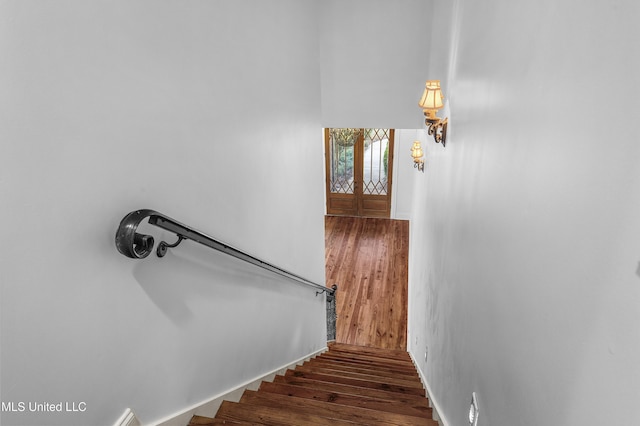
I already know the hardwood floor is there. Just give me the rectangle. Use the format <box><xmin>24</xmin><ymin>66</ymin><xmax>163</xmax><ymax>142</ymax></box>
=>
<box><xmin>325</xmin><ymin>215</ymin><xmax>409</xmax><ymax>350</ymax></box>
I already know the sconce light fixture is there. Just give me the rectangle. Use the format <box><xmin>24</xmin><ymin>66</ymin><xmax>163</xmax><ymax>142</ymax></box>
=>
<box><xmin>411</xmin><ymin>140</ymin><xmax>424</xmax><ymax>172</ymax></box>
<box><xmin>418</xmin><ymin>80</ymin><xmax>448</xmax><ymax>147</ymax></box>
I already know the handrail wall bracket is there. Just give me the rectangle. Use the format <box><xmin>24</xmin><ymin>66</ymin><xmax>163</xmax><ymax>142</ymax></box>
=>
<box><xmin>316</xmin><ymin>284</ymin><xmax>338</xmax><ymax>299</ymax></box>
<box><xmin>157</xmin><ymin>235</ymin><xmax>185</xmax><ymax>258</ymax></box>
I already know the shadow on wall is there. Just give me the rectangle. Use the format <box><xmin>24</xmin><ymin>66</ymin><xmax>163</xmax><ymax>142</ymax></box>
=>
<box><xmin>131</xmin><ymin>242</ymin><xmax>292</xmax><ymax>326</ymax></box>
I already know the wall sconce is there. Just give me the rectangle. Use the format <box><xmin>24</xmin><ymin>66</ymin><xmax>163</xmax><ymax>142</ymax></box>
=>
<box><xmin>411</xmin><ymin>141</ymin><xmax>424</xmax><ymax>172</ymax></box>
<box><xmin>418</xmin><ymin>80</ymin><xmax>448</xmax><ymax>147</ymax></box>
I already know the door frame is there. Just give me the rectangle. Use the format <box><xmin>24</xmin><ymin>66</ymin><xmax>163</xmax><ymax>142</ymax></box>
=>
<box><xmin>324</xmin><ymin>128</ymin><xmax>394</xmax><ymax>218</ymax></box>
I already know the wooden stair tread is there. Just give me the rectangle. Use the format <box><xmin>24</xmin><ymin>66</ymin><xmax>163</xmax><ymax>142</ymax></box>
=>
<box><xmin>317</xmin><ymin>351</ymin><xmax>416</xmax><ymax>369</ymax></box>
<box><xmin>204</xmin><ymin>345</ymin><xmax>434</xmax><ymax>426</ymax></box>
<box><xmin>328</xmin><ymin>342</ymin><xmax>413</xmax><ymax>360</ymax></box>
<box><xmin>240</xmin><ymin>390</ymin><xmax>437</xmax><ymax>426</ymax></box>
<box><xmin>285</xmin><ymin>368</ymin><xmax>425</xmax><ymax>396</ymax></box>
<box><xmin>216</xmin><ymin>400</ymin><xmax>359</xmax><ymax>425</ymax></box>
<box><xmin>188</xmin><ymin>415</ymin><xmax>249</xmax><ymax>425</ymax></box>
<box><xmin>257</xmin><ymin>381</ymin><xmax>431</xmax><ymax>418</ymax></box>
<box><xmin>315</xmin><ymin>357</ymin><xmax>418</xmax><ymax>376</ymax></box>
<box><xmin>294</xmin><ymin>364</ymin><xmax>424</xmax><ymax>388</ymax></box>
<box><xmin>273</xmin><ymin>375</ymin><xmax>430</xmax><ymax>406</ymax></box>
<box><xmin>306</xmin><ymin>358</ymin><xmax>421</xmax><ymax>379</ymax></box>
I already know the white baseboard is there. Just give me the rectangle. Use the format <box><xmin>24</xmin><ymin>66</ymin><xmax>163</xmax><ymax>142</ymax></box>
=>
<box><xmin>114</xmin><ymin>408</ymin><xmax>141</xmax><ymax>426</ymax></box>
<box><xmin>408</xmin><ymin>351</ymin><xmax>450</xmax><ymax>426</ymax></box>
<box><xmin>151</xmin><ymin>346</ymin><xmax>328</xmax><ymax>426</ymax></box>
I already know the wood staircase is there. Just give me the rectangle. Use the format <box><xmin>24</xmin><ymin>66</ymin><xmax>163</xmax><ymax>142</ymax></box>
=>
<box><xmin>188</xmin><ymin>342</ymin><xmax>438</xmax><ymax>425</ymax></box>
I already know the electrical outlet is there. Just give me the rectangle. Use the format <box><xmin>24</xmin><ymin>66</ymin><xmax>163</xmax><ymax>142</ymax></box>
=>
<box><xmin>424</xmin><ymin>346</ymin><xmax>428</xmax><ymax>363</ymax></box>
<box><xmin>469</xmin><ymin>392</ymin><xmax>479</xmax><ymax>426</ymax></box>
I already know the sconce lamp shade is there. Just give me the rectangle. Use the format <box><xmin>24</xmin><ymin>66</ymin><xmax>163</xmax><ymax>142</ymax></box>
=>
<box><xmin>411</xmin><ymin>140</ymin><xmax>425</xmax><ymax>172</ymax></box>
<box><xmin>411</xmin><ymin>141</ymin><xmax>424</xmax><ymax>160</ymax></box>
<box><xmin>418</xmin><ymin>80</ymin><xmax>444</xmax><ymax>119</ymax></box>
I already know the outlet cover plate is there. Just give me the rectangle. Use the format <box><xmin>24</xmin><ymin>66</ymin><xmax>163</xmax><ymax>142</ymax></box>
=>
<box><xmin>469</xmin><ymin>392</ymin><xmax>479</xmax><ymax>426</ymax></box>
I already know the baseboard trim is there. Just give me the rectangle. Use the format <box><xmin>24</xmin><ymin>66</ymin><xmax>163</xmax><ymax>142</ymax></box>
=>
<box><xmin>113</xmin><ymin>408</ymin><xmax>141</xmax><ymax>426</ymax></box>
<box><xmin>151</xmin><ymin>346</ymin><xmax>328</xmax><ymax>426</ymax></box>
<box><xmin>408</xmin><ymin>351</ymin><xmax>450</xmax><ymax>426</ymax></box>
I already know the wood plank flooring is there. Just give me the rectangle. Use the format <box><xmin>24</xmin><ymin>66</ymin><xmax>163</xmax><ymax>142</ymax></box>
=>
<box><xmin>324</xmin><ymin>215</ymin><xmax>409</xmax><ymax>350</ymax></box>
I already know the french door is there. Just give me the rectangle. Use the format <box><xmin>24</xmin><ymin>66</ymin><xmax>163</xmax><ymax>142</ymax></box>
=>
<box><xmin>324</xmin><ymin>128</ymin><xmax>394</xmax><ymax>218</ymax></box>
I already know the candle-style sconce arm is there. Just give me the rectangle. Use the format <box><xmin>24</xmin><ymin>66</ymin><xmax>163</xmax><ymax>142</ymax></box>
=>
<box><xmin>425</xmin><ymin>116</ymin><xmax>448</xmax><ymax>147</ymax></box>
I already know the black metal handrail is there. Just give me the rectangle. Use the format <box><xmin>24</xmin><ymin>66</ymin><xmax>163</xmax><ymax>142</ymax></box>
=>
<box><xmin>115</xmin><ymin>209</ymin><xmax>335</xmax><ymax>296</ymax></box>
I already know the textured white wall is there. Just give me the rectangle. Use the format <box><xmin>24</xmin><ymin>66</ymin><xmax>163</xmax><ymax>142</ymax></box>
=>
<box><xmin>392</xmin><ymin>129</ymin><xmax>421</xmax><ymax>220</ymax></box>
<box><xmin>319</xmin><ymin>0</ymin><xmax>432</xmax><ymax>129</ymax></box>
<box><xmin>409</xmin><ymin>0</ymin><xmax>640</xmax><ymax>425</ymax></box>
<box><xmin>0</xmin><ymin>1</ymin><xmax>326</xmax><ymax>425</ymax></box>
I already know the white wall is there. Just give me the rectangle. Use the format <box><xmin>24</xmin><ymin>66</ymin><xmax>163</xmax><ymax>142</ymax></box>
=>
<box><xmin>408</xmin><ymin>0</ymin><xmax>640</xmax><ymax>425</ymax></box>
<box><xmin>0</xmin><ymin>1</ymin><xmax>327</xmax><ymax>425</ymax></box>
<box><xmin>391</xmin><ymin>129</ymin><xmax>420</xmax><ymax>220</ymax></box>
<box><xmin>317</xmin><ymin>0</ymin><xmax>431</xmax><ymax>218</ymax></box>
<box><xmin>319</xmin><ymin>0</ymin><xmax>432</xmax><ymax>129</ymax></box>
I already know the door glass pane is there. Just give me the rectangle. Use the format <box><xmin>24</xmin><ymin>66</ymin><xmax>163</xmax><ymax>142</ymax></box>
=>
<box><xmin>328</xmin><ymin>128</ymin><xmax>358</xmax><ymax>194</ymax></box>
<box><xmin>362</xmin><ymin>128</ymin><xmax>389</xmax><ymax>195</ymax></box>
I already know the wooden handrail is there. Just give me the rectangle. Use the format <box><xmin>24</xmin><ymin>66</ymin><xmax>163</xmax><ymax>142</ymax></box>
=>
<box><xmin>115</xmin><ymin>209</ymin><xmax>334</xmax><ymax>295</ymax></box>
